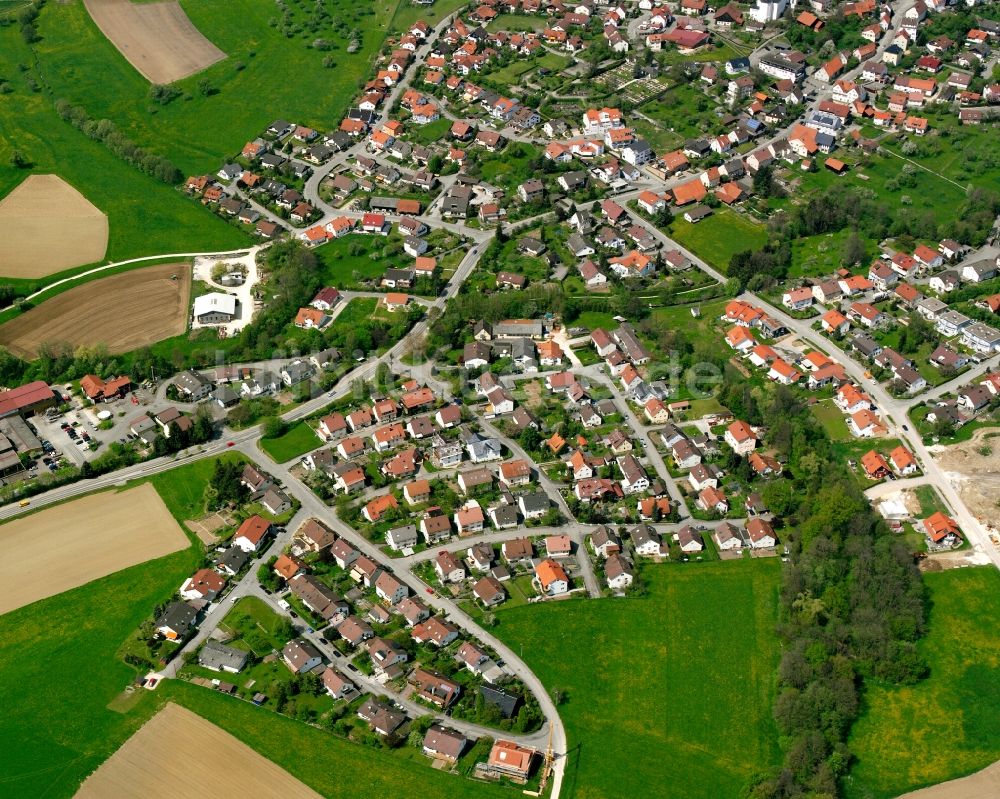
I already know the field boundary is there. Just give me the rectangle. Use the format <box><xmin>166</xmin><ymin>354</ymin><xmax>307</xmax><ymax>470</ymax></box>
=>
<box><xmin>0</xmin><ymin>483</ymin><xmax>189</xmax><ymax>615</ymax></box>
<box><xmin>0</xmin><ymin>247</ymin><xmax>256</xmax><ymax>327</ymax></box>
<box><xmin>82</xmin><ymin>0</ymin><xmax>226</xmax><ymax>84</ymax></box>
<box><xmin>0</xmin><ymin>262</ymin><xmax>193</xmax><ymax>358</ymax></box>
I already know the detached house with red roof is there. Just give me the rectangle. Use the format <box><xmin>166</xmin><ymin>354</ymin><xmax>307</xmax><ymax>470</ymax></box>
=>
<box><xmin>233</xmin><ymin>516</ymin><xmax>273</xmax><ymax>553</ymax></box>
<box><xmin>725</xmin><ymin>420</ymin><xmax>757</xmax><ymax>455</ymax></box>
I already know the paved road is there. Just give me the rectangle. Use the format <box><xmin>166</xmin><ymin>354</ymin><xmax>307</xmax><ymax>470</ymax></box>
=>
<box><xmin>576</xmin><ymin>363</ymin><xmax>692</xmax><ymax>520</ymax></box>
<box><xmin>239</xmin><ymin>439</ymin><xmax>563</xmax><ymax>752</ymax></box>
<box><xmin>863</xmin><ymin>475</ymin><xmax>931</xmax><ymax>500</ymax></box>
<box><xmin>742</xmin><ymin>291</ymin><xmax>1000</xmax><ymax>570</ymax></box>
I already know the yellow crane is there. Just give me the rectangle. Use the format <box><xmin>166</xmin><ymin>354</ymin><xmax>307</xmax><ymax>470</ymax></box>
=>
<box><xmin>537</xmin><ymin>724</ymin><xmax>555</xmax><ymax>796</ymax></box>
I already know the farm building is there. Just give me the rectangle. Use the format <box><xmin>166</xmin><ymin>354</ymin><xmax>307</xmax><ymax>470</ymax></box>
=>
<box><xmin>193</xmin><ymin>292</ymin><xmax>238</xmax><ymax>324</ymax></box>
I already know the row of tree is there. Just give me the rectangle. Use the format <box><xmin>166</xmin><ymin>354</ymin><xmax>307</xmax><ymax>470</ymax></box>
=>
<box><xmin>729</xmin><ymin>377</ymin><xmax>927</xmax><ymax>798</ymax></box>
<box><xmin>54</xmin><ymin>99</ymin><xmax>181</xmax><ymax>184</ymax></box>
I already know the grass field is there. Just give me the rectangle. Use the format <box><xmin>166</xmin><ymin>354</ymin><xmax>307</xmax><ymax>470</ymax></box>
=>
<box><xmin>846</xmin><ymin>567</ymin><xmax>1000</xmax><ymax>799</ymax></box>
<box><xmin>669</xmin><ymin>208</ymin><xmax>768</xmax><ymax>273</ymax></box>
<box><xmin>495</xmin><ymin>560</ymin><xmax>783</xmax><ymax>799</ymax></box>
<box><xmin>83</xmin><ymin>0</ymin><xmax>226</xmax><ymax>85</ymax></box>
<box><xmin>0</xmin><ymin>262</ymin><xmax>191</xmax><ymax>358</ymax></box>
<box><xmin>491</xmin><ymin>13</ymin><xmax>547</xmax><ymax>31</ymax></box>
<box><xmin>785</xmin><ymin>147</ymin><xmax>968</xmax><ymax>230</ymax></box>
<box><xmin>144</xmin><ymin>453</ymin><xmax>247</xmax><ymax>525</ymax></box>
<box><xmin>156</xmin><ymin>682</ymin><xmax>513</xmax><ymax>799</ymax></box>
<box><xmin>315</xmin><ymin>234</ymin><xmax>411</xmax><ymax>286</ymax></box>
<box><xmin>0</xmin><ymin>22</ymin><xmax>249</xmax><ymax>279</ymax></box>
<box><xmin>490</xmin><ymin>52</ymin><xmax>569</xmax><ymax>85</ymax></box>
<box><xmin>76</xmin><ymin>703</ymin><xmax>321</xmax><ymax>798</ymax></box>
<box><xmin>260</xmin><ymin>421</ymin><xmax>321</xmax><ymax>463</ymax></box>
<box><xmin>0</xmin><ymin>533</ymin><xmax>199</xmax><ymax>798</ymax></box>
<box><xmin>31</xmin><ymin>0</ymin><xmax>396</xmax><ymax>175</ymax></box>
<box><xmin>789</xmin><ymin>229</ymin><xmax>876</xmax><ymax>280</ymax></box>
<box><xmin>0</xmin><ymin>450</ymin><xmax>515</xmax><ymax>799</ymax></box>
<box><xmin>811</xmin><ymin>399</ymin><xmax>853</xmax><ymax>441</ymax></box>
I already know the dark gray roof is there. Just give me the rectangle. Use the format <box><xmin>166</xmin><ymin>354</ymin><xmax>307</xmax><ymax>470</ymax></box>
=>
<box><xmin>481</xmin><ymin>685</ymin><xmax>520</xmax><ymax>718</ymax></box>
<box><xmin>199</xmin><ymin>640</ymin><xmax>249</xmax><ymax>672</ymax></box>
<box><xmin>156</xmin><ymin>601</ymin><xmax>197</xmax><ymax>634</ymax></box>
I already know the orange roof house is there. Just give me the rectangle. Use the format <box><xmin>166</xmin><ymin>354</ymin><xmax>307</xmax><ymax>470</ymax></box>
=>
<box><xmin>671</xmin><ymin>178</ymin><xmax>708</xmax><ymax>206</ymax></box>
<box><xmin>535</xmin><ymin>559</ymin><xmax>569</xmax><ymax>592</ymax></box>
<box><xmin>860</xmin><ymin>450</ymin><xmax>891</xmax><ymax>479</ymax></box>
<box><xmin>715</xmin><ymin>182</ymin><xmax>743</xmax><ymax>204</ymax></box>
<box><xmin>924</xmin><ymin>511</ymin><xmax>960</xmax><ymax>543</ymax></box>
<box><xmin>294</xmin><ymin>307</ymin><xmax>327</xmax><ymax>328</ymax></box>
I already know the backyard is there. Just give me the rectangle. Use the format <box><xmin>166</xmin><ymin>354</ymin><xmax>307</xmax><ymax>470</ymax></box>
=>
<box><xmin>261</xmin><ymin>421</ymin><xmax>321</xmax><ymax>463</ymax></box>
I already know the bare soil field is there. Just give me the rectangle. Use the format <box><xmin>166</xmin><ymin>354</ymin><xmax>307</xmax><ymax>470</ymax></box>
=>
<box><xmin>0</xmin><ymin>262</ymin><xmax>191</xmax><ymax>358</ymax></box>
<box><xmin>898</xmin><ymin>760</ymin><xmax>1000</xmax><ymax>799</ymax></box>
<box><xmin>75</xmin><ymin>703</ymin><xmax>323</xmax><ymax>799</ymax></box>
<box><xmin>932</xmin><ymin>428</ymin><xmax>1000</xmax><ymax>529</ymax></box>
<box><xmin>0</xmin><ymin>174</ymin><xmax>108</xmax><ymax>279</ymax></box>
<box><xmin>0</xmin><ymin>483</ymin><xmax>189</xmax><ymax>615</ymax></box>
<box><xmin>83</xmin><ymin>0</ymin><xmax>226</xmax><ymax>84</ymax></box>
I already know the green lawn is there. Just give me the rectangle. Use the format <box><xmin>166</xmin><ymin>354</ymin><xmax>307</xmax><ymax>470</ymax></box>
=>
<box><xmin>30</xmin><ymin>0</ymin><xmax>397</xmax><ymax>176</ymax></box>
<box><xmin>478</xmin><ymin>143</ymin><xmax>543</xmax><ymax>193</ymax></box>
<box><xmin>669</xmin><ymin>209</ymin><xmax>768</xmax><ymax>273</ymax></box>
<box><xmin>328</xmin><ymin>297</ymin><xmax>379</xmax><ymax>334</ymax></box>
<box><xmin>570</xmin><ymin>310</ymin><xmax>618</xmax><ymax>331</ymax></box>
<box><xmin>495</xmin><ymin>560</ymin><xmax>783</xmax><ymax>799</ymax></box>
<box><xmin>789</xmin><ymin>230</ymin><xmax>877</xmax><ymax>280</ymax></box>
<box><xmin>0</xmin><ymin>20</ymin><xmax>249</xmax><ymax>286</ymax></box>
<box><xmin>0</xmin><ymin>463</ymin><xmax>208</xmax><ymax>798</ymax></box>
<box><xmin>0</xmin><ymin>454</ymin><xmax>513</xmax><ymax>799</ymax></box>
<box><xmin>315</xmin><ymin>235</ymin><xmax>411</xmax><ymax>286</ymax></box>
<box><xmin>878</xmin><ymin>118</ymin><xmax>1000</xmax><ymax>196</ymax></box>
<box><xmin>144</xmin><ymin>452</ymin><xmax>247</xmax><ymax>524</ymax></box>
<box><xmin>260</xmin><ymin>421</ymin><xmax>321</xmax><ymax>463</ymax></box>
<box><xmin>157</xmin><ymin>682</ymin><xmax>512</xmax><ymax>799</ymax></box>
<box><xmin>491</xmin><ymin>13</ymin><xmax>547</xmax><ymax>31</ymax></box>
<box><xmin>810</xmin><ymin>399</ymin><xmax>852</xmax><ymax>442</ymax></box>
<box><xmin>786</xmin><ymin>146</ymin><xmax>968</xmax><ymax>227</ymax></box>
<box><xmin>407</xmin><ymin>116</ymin><xmax>452</xmax><ymax>145</ymax></box>
<box><xmin>0</xmin><ymin>546</ymin><xmax>199</xmax><ymax>799</ymax></box>
<box><xmin>847</xmin><ymin>567</ymin><xmax>1000</xmax><ymax>799</ymax></box>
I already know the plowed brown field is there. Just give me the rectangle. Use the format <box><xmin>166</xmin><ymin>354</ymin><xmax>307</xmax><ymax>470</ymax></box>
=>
<box><xmin>0</xmin><ymin>262</ymin><xmax>190</xmax><ymax>358</ymax></box>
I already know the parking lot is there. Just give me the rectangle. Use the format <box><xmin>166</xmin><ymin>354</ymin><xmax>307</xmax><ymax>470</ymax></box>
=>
<box><xmin>31</xmin><ymin>384</ymin><xmax>160</xmax><ymax>467</ymax></box>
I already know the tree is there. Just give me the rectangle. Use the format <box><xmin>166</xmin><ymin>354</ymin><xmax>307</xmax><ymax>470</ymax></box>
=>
<box><xmin>842</xmin><ymin>231</ymin><xmax>866</xmax><ymax>266</ymax></box>
<box><xmin>9</xmin><ymin>150</ymin><xmax>30</xmax><ymax>169</ymax></box>
<box><xmin>210</xmin><ymin>459</ymin><xmax>248</xmax><ymax>508</ymax></box>
<box><xmin>753</xmin><ymin>165</ymin><xmax>775</xmax><ymax>198</ymax></box>
<box><xmin>191</xmin><ymin>404</ymin><xmax>215</xmax><ymax>444</ymax></box>
<box><xmin>262</xmin><ymin>416</ymin><xmax>287</xmax><ymax>439</ymax></box>
<box><xmin>273</xmin><ymin>617</ymin><xmax>296</xmax><ymax>643</ymax></box>
<box><xmin>932</xmin><ymin>415</ymin><xmax>955</xmax><ymax>439</ymax></box>
<box><xmin>198</xmin><ymin>77</ymin><xmax>216</xmax><ymax>96</ymax></box>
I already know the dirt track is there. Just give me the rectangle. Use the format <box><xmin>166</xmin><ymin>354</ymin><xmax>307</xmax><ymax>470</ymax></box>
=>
<box><xmin>932</xmin><ymin>428</ymin><xmax>1000</xmax><ymax>529</ymax></box>
<box><xmin>0</xmin><ymin>262</ymin><xmax>191</xmax><ymax>358</ymax></box>
<box><xmin>0</xmin><ymin>175</ymin><xmax>108</xmax><ymax>279</ymax></box>
<box><xmin>897</xmin><ymin>760</ymin><xmax>1000</xmax><ymax>799</ymax></box>
<box><xmin>83</xmin><ymin>0</ymin><xmax>226</xmax><ymax>84</ymax></box>
<box><xmin>75</xmin><ymin>703</ymin><xmax>323</xmax><ymax>799</ymax></box>
<box><xmin>0</xmin><ymin>484</ymin><xmax>189</xmax><ymax>615</ymax></box>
